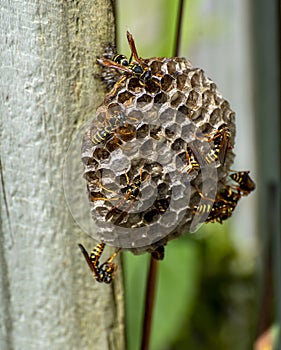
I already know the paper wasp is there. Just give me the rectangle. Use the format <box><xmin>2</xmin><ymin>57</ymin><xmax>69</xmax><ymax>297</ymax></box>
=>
<box><xmin>78</xmin><ymin>242</ymin><xmax>119</xmax><ymax>284</ymax></box>
<box><xmin>111</xmin><ymin>52</ymin><xmax>152</xmax><ymax>83</ymax></box>
<box><xmin>193</xmin><ymin>185</ymin><xmax>241</xmax><ymax>224</ymax></box>
<box><xmin>112</xmin><ymin>54</ymin><xmax>130</xmax><ymax>67</ymax></box>
<box><xmin>230</xmin><ymin>171</ymin><xmax>256</xmax><ymax>195</ymax></box>
<box><xmin>180</xmin><ymin>146</ymin><xmax>200</xmax><ymax>174</ymax></box>
<box><xmin>205</xmin><ymin>200</ymin><xmax>234</xmax><ymax>224</ymax></box>
<box><xmin>104</xmin><ymin>168</ymin><xmax>150</xmax><ymax>225</ymax></box>
<box><xmin>98</xmin><ymin>31</ymin><xmax>152</xmax><ymax>94</ymax></box>
<box><xmin>92</xmin><ymin>111</ymin><xmax>126</xmax><ymax>145</ymax></box>
<box><xmin>90</xmin><ymin>168</ymin><xmax>150</xmax><ymax>225</ymax></box>
<box><xmin>205</xmin><ymin>186</ymin><xmax>241</xmax><ymax>223</ymax></box>
<box><xmin>205</xmin><ymin>125</ymin><xmax>231</xmax><ymax>166</ymax></box>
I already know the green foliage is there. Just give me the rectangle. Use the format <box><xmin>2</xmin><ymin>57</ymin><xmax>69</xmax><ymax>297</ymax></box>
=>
<box><xmin>166</xmin><ymin>225</ymin><xmax>257</xmax><ymax>350</ymax></box>
<box><xmin>181</xmin><ymin>0</ymin><xmax>230</xmax><ymax>53</ymax></box>
<box><xmin>116</xmin><ymin>0</ymin><xmax>228</xmax><ymax>58</ymax></box>
<box><xmin>124</xmin><ymin>224</ymin><xmax>258</xmax><ymax>350</ymax></box>
<box><xmin>123</xmin><ymin>252</ymin><xmax>149</xmax><ymax>350</ymax></box>
<box><xmin>123</xmin><ymin>236</ymin><xmax>201</xmax><ymax>350</ymax></box>
<box><xmin>151</xmin><ymin>237</ymin><xmax>201</xmax><ymax>350</ymax></box>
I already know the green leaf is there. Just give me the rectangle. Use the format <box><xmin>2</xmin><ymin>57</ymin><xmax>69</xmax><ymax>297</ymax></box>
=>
<box><xmin>151</xmin><ymin>236</ymin><xmax>201</xmax><ymax>350</ymax></box>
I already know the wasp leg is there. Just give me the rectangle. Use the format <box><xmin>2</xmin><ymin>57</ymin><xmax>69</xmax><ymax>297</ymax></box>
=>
<box><xmin>107</xmin><ymin>75</ymin><xmax>127</xmax><ymax>97</ymax></box>
<box><xmin>96</xmin><ymin>249</ymin><xmax>120</xmax><ymax>284</ymax></box>
<box><xmin>182</xmin><ymin>150</ymin><xmax>193</xmax><ymax>175</ymax></box>
<box><xmin>90</xmin><ymin>196</ymin><xmax>119</xmax><ymax>202</ymax></box>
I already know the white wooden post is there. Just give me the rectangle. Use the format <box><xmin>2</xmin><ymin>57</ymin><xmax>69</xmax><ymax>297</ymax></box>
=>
<box><xmin>0</xmin><ymin>1</ymin><xmax>125</xmax><ymax>349</ymax></box>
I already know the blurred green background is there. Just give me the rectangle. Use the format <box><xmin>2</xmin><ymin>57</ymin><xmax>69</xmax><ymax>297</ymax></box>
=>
<box><xmin>114</xmin><ymin>0</ymin><xmax>280</xmax><ymax>349</ymax></box>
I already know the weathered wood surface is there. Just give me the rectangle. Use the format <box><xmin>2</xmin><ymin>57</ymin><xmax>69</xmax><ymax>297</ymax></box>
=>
<box><xmin>0</xmin><ymin>1</ymin><xmax>125</xmax><ymax>349</ymax></box>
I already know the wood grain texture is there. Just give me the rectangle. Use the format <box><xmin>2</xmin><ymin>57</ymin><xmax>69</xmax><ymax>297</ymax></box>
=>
<box><xmin>0</xmin><ymin>1</ymin><xmax>125</xmax><ymax>349</ymax></box>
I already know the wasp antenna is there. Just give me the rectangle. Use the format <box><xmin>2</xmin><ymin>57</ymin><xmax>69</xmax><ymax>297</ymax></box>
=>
<box><xmin>126</xmin><ymin>31</ymin><xmax>140</xmax><ymax>62</ymax></box>
<box><xmin>126</xmin><ymin>30</ymin><xmax>133</xmax><ymax>41</ymax></box>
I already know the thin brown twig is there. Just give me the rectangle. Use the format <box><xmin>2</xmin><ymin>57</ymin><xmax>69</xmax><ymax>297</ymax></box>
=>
<box><xmin>173</xmin><ymin>0</ymin><xmax>185</xmax><ymax>56</ymax></box>
<box><xmin>140</xmin><ymin>257</ymin><xmax>159</xmax><ymax>350</ymax></box>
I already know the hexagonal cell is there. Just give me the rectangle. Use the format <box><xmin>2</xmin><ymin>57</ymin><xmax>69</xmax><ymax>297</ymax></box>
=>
<box><xmin>190</xmin><ymin>70</ymin><xmax>203</xmax><ymax>88</ymax></box>
<box><xmin>154</xmin><ymin>198</ymin><xmax>170</xmax><ymax>213</ymax></box>
<box><xmin>164</xmin><ymin>126</ymin><xmax>175</xmax><ymax>139</ymax></box>
<box><xmin>96</xmin><ymin>111</ymin><xmax>107</xmax><ymax>123</ymax></box>
<box><xmin>157</xmin><ymin>182</ymin><xmax>170</xmax><ymax>196</ymax></box>
<box><xmin>137</xmin><ymin>93</ymin><xmax>153</xmax><ymax>104</ymax></box>
<box><xmin>107</xmin><ymin>102</ymin><xmax>124</xmax><ymax>115</ymax></box>
<box><xmin>221</xmin><ymin>100</ymin><xmax>231</xmax><ymax>112</ymax></box>
<box><xmin>143</xmin><ymin>209</ymin><xmax>160</xmax><ymax>224</ymax></box>
<box><xmin>145</xmin><ymin>79</ymin><xmax>161</xmax><ymax>94</ymax></box>
<box><xmin>108</xmin><ymin>153</ymin><xmax>131</xmax><ymax>174</ymax></box>
<box><xmin>143</xmin><ymin>105</ymin><xmax>161</xmax><ymax>123</ymax></box>
<box><xmin>167</xmin><ymin>60</ymin><xmax>177</xmax><ymax>75</ymax></box>
<box><xmin>118</xmin><ymin>90</ymin><xmax>134</xmax><ymax>104</ymax></box>
<box><xmin>149</xmin><ymin>125</ymin><xmax>163</xmax><ymax>140</ymax></box>
<box><xmin>117</xmin><ymin>124</ymin><xmax>136</xmax><ymax>142</ymax></box>
<box><xmin>93</xmin><ymin>205</ymin><xmax>110</xmax><ymax>219</ymax></box>
<box><xmin>83</xmin><ymin>170</ymin><xmax>98</xmax><ymax>182</ymax></box>
<box><xmin>105</xmin><ymin>137</ymin><xmax>123</xmax><ymax>152</ymax></box>
<box><xmin>136</xmin><ymin>123</ymin><xmax>150</xmax><ymax>139</ymax></box>
<box><xmin>227</xmin><ymin>111</ymin><xmax>235</xmax><ymax>124</ymax></box>
<box><xmin>149</xmin><ymin>60</ymin><xmax>163</xmax><ymax>74</ymax></box>
<box><xmin>98</xmin><ymin>167</ymin><xmax>117</xmax><ymax>180</ymax></box>
<box><xmin>154</xmin><ymin>91</ymin><xmax>168</xmax><ymax>104</ymax></box>
<box><xmin>81</xmin><ymin>156</ymin><xmax>98</xmax><ymax>167</ymax></box>
<box><xmin>128</xmin><ymin>109</ymin><xmax>144</xmax><ymax>122</ymax></box>
<box><xmin>159</xmin><ymin>107</ymin><xmax>176</xmax><ymax>123</ymax></box>
<box><xmin>176</xmin><ymin>105</ymin><xmax>188</xmax><ymax>123</ymax></box>
<box><xmin>176</xmin><ymin>74</ymin><xmax>188</xmax><ymax>90</ymax></box>
<box><xmin>181</xmin><ymin>123</ymin><xmax>197</xmax><ymax>143</ymax></box>
<box><xmin>197</xmin><ymin>122</ymin><xmax>214</xmax><ymax>136</ymax></box>
<box><xmin>202</xmin><ymin>90</ymin><xmax>215</xmax><ymax>106</ymax></box>
<box><xmin>170</xmin><ymin>91</ymin><xmax>185</xmax><ymax>108</ymax></box>
<box><xmin>161</xmin><ymin>74</ymin><xmax>174</xmax><ymax>91</ymax></box>
<box><xmin>189</xmin><ymin>108</ymin><xmax>205</xmax><ymax>123</ymax></box>
<box><xmin>139</xmin><ymin>139</ymin><xmax>156</xmax><ymax>157</ymax></box>
<box><xmin>186</xmin><ymin>90</ymin><xmax>200</xmax><ymax>109</ymax></box>
<box><xmin>209</xmin><ymin>82</ymin><xmax>218</xmax><ymax>94</ymax></box>
<box><xmin>175</xmin><ymin>57</ymin><xmax>192</xmax><ymax>71</ymax></box>
<box><xmin>164</xmin><ymin>122</ymin><xmax>181</xmax><ymax>139</ymax></box>
<box><xmin>127</xmin><ymin>77</ymin><xmax>143</xmax><ymax>92</ymax></box>
<box><xmin>145</xmin><ymin>162</ymin><xmax>163</xmax><ymax>178</ymax></box>
<box><xmin>159</xmin><ymin>210</ymin><xmax>178</xmax><ymax>227</ymax></box>
<box><xmin>171</xmin><ymin>184</ymin><xmax>187</xmax><ymax>200</ymax></box>
<box><xmin>127</xmin><ymin>212</ymin><xmax>145</xmax><ymax>226</ymax></box>
<box><xmin>171</xmin><ymin>138</ymin><xmax>186</xmax><ymax>152</ymax></box>
<box><xmin>93</xmin><ymin>147</ymin><xmax>110</xmax><ymax>161</ymax></box>
<box><xmin>157</xmin><ymin>147</ymin><xmax>174</xmax><ymax>166</ymax></box>
<box><xmin>210</xmin><ymin>108</ymin><xmax>222</xmax><ymax>125</ymax></box>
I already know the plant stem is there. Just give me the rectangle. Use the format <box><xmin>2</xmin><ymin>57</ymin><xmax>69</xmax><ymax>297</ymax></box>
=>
<box><xmin>140</xmin><ymin>257</ymin><xmax>159</xmax><ymax>350</ymax></box>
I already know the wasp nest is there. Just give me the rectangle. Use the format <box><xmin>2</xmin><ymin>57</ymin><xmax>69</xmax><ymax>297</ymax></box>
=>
<box><xmin>81</xmin><ymin>37</ymin><xmax>241</xmax><ymax>258</ymax></box>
